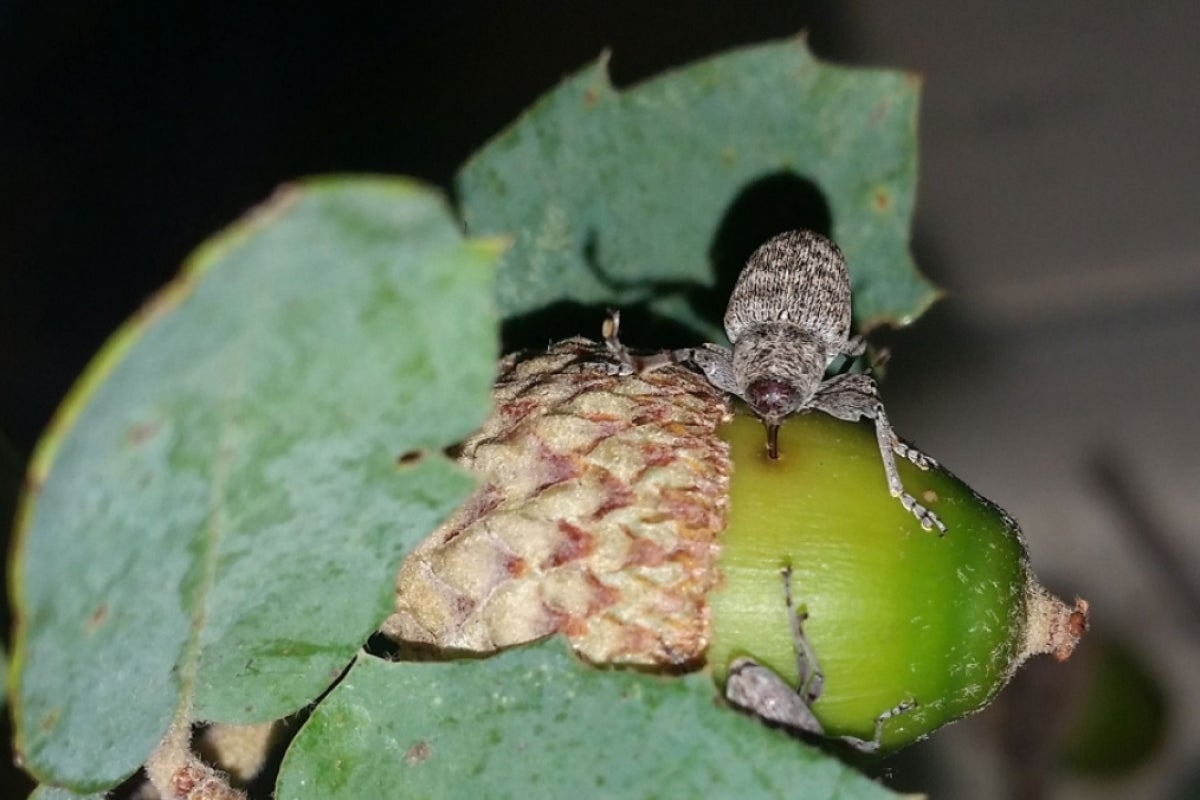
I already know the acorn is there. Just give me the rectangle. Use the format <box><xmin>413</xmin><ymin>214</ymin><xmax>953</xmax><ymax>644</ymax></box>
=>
<box><xmin>382</xmin><ymin>338</ymin><xmax>1087</xmax><ymax>750</ymax></box>
<box><xmin>708</xmin><ymin>411</ymin><xmax>1088</xmax><ymax>750</ymax></box>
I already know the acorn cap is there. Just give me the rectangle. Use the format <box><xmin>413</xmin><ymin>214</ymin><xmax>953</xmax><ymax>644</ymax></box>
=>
<box><xmin>383</xmin><ymin>338</ymin><xmax>732</xmax><ymax>666</ymax></box>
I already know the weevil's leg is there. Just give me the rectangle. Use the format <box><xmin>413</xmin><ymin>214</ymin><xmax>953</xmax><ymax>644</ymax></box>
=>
<box><xmin>723</xmin><ymin>566</ymin><xmax>828</xmax><ymax>735</ymax></box>
<box><xmin>685</xmin><ymin>342</ymin><xmax>739</xmax><ymax>394</ymax></box>
<box><xmin>602</xmin><ymin>307</ymin><xmax>743</xmax><ymax>407</ymax></box>
<box><xmin>868</xmin><ymin>344</ymin><xmax>892</xmax><ymax>374</ymax></box>
<box><xmin>782</xmin><ymin>566</ymin><xmax>823</xmax><ymax>704</ymax></box>
<box><xmin>601</xmin><ymin>311</ymin><xmax>737</xmax><ymax>389</ymax></box>
<box><xmin>841</xmin><ymin>334</ymin><xmax>867</xmax><ymax>359</ymax></box>
<box><xmin>836</xmin><ymin>340</ymin><xmax>935</xmax><ymax>470</ymax></box>
<box><xmin>724</xmin><ymin>658</ymin><xmax>826</xmax><ymax>736</ymax></box>
<box><xmin>600</xmin><ymin>310</ymin><xmax>642</xmax><ymax>375</ymax></box>
<box><xmin>602</xmin><ymin>310</ymin><xmax>679</xmax><ymax>373</ymax></box>
<box><xmin>810</xmin><ymin>373</ymin><xmax>947</xmax><ymax>534</ymax></box>
<box><xmin>837</xmin><ymin>698</ymin><xmax>919</xmax><ymax>754</ymax></box>
<box><xmin>893</xmin><ymin>439</ymin><xmax>937</xmax><ymax>471</ymax></box>
<box><xmin>828</xmin><ymin>335</ymin><xmax>867</xmax><ymax>377</ymax></box>
<box><xmin>839</xmin><ymin>699</ymin><xmax>918</xmax><ymax>753</ymax></box>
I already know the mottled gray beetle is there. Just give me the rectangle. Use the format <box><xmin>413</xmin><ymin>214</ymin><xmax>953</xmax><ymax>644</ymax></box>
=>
<box><xmin>605</xmin><ymin>229</ymin><xmax>945</xmax><ymax>534</ymax></box>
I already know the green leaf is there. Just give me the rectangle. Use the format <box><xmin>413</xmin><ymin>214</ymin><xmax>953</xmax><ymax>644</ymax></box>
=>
<box><xmin>10</xmin><ymin>178</ymin><xmax>501</xmax><ymax>791</ymax></box>
<box><xmin>28</xmin><ymin>786</ymin><xmax>107</xmax><ymax>800</ymax></box>
<box><xmin>458</xmin><ymin>37</ymin><xmax>937</xmax><ymax>334</ymax></box>
<box><xmin>275</xmin><ymin>641</ymin><xmax>896</xmax><ymax>800</ymax></box>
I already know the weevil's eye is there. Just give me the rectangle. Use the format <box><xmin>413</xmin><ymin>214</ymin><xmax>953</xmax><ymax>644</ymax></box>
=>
<box><xmin>746</xmin><ymin>377</ymin><xmax>798</xmax><ymax>422</ymax></box>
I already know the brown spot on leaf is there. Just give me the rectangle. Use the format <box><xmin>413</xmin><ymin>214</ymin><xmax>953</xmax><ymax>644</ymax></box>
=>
<box><xmin>584</xmin><ymin>87</ymin><xmax>599</xmax><ymax>106</ymax></box>
<box><xmin>873</xmin><ymin>188</ymin><xmax>892</xmax><ymax>212</ymax></box>
<box><xmin>405</xmin><ymin>740</ymin><xmax>432</xmax><ymax>766</ymax></box>
<box><xmin>38</xmin><ymin>709</ymin><xmax>60</xmax><ymax>733</ymax></box>
<box><xmin>85</xmin><ymin>604</ymin><xmax>108</xmax><ymax>633</ymax></box>
<box><xmin>128</xmin><ymin>420</ymin><xmax>161</xmax><ymax>445</ymax></box>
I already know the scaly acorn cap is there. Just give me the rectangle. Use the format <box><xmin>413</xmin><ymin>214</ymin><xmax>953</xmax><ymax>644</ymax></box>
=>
<box><xmin>383</xmin><ymin>337</ymin><xmax>732</xmax><ymax>666</ymax></box>
<box><xmin>381</xmin><ymin>339</ymin><xmax>1087</xmax><ymax>749</ymax></box>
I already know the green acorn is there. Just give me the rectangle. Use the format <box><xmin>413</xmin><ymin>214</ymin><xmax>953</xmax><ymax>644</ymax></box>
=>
<box><xmin>383</xmin><ymin>339</ymin><xmax>1087</xmax><ymax>750</ymax></box>
<box><xmin>708</xmin><ymin>410</ymin><xmax>1088</xmax><ymax>750</ymax></box>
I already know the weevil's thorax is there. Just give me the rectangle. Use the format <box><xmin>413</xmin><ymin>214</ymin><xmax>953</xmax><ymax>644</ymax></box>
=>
<box><xmin>732</xmin><ymin>324</ymin><xmax>827</xmax><ymax>424</ymax></box>
<box><xmin>724</xmin><ymin>230</ymin><xmax>853</xmax><ymax>355</ymax></box>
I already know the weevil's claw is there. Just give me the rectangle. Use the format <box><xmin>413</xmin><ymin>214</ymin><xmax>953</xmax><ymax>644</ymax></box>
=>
<box><xmin>599</xmin><ymin>309</ymin><xmax>639</xmax><ymax>376</ymax></box>
<box><xmin>839</xmin><ymin>697</ymin><xmax>919</xmax><ymax>753</ymax></box>
<box><xmin>894</xmin><ymin>440</ymin><xmax>937</xmax><ymax>471</ymax></box>
<box><xmin>900</xmin><ymin>492</ymin><xmax>947</xmax><ymax>535</ymax></box>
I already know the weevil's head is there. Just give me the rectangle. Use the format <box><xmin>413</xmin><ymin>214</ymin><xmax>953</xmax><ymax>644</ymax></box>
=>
<box><xmin>745</xmin><ymin>376</ymin><xmax>807</xmax><ymax>459</ymax></box>
<box><xmin>746</xmin><ymin>376</ymin><xmax>802</xmax><ymax>425</ymax></box>
<box><xmin>736</xmin><ymin>343</ymin><xmax>821</xmax><ymax>426</ymax></box>
<box><xmin>732</xmin><ymin>325</ymin><xmax>824</xmax><ymax>458</ymax></box>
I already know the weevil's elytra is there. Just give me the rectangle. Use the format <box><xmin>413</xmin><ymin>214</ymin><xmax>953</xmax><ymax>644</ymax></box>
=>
<box><xmin>604</xmin><ymin>229</ymin><xmax>946</xmax><ymax>533</ymax></box>
<box><xmin>724</xmin><ymin>230</ymin><xmax>853</xmax><ymax>351</ymax></box>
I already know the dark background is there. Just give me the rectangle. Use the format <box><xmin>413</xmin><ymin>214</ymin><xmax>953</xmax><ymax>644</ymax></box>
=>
<box><xmin>0</xmin><ymin>2</ymin><xmax>846</xmax><ymax>455</ymax></box>
<box><xmin>4</xmin><ymin>3</ymin><xmax>1199</xmax><ymax>798</ymax></box>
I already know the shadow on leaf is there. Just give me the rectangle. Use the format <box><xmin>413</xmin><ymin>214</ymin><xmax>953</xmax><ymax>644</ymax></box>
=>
<box><xmin>502</xmin><ymin>171</ymin><xmax>832</xmax><ymax>353</ymax></box>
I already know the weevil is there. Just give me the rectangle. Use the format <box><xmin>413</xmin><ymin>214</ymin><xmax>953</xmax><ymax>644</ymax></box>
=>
<box><xmin>604</xmin><ymin>229</ymin><xmax>945</xmax><ymax>533</ymax></box>
<box><xmin>723</xmin><ymin>566</ymin><xmax>916</xmax><ymax>753</ymax></box>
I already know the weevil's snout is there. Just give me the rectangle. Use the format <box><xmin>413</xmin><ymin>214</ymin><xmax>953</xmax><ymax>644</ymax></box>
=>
<box><xmin>747</xmin><ymin>377</ymin><xmax>801</xmax><ymax>460</ymax></box>
<box><xmin>747</xmin><ymin>377</ymin><xmax>798</xmax><ymax>424</ymax></box>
